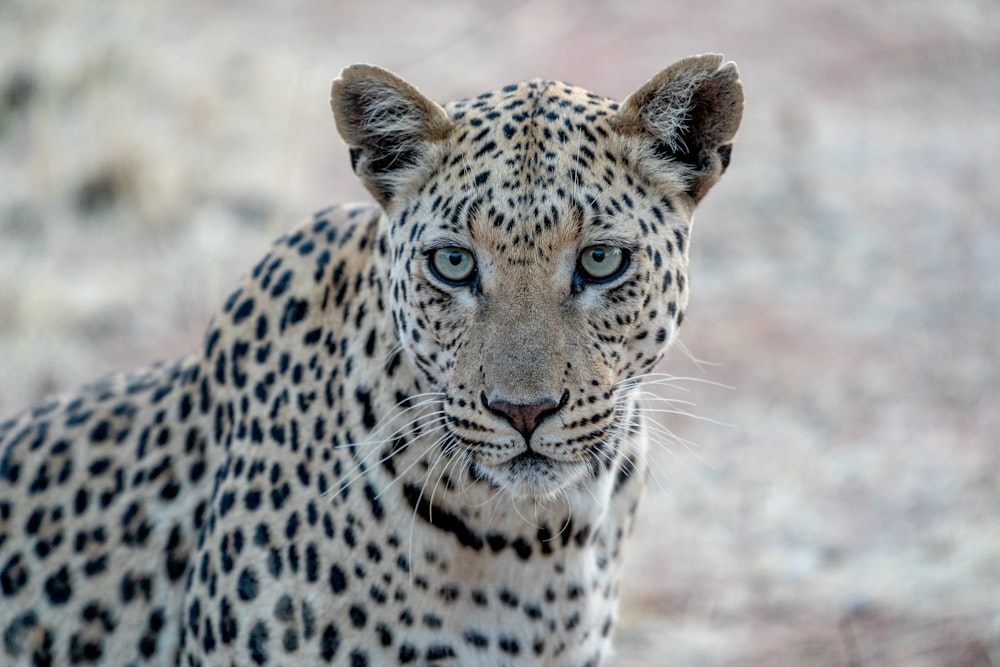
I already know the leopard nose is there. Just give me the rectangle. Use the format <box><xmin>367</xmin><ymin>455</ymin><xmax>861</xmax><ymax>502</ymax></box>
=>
<box><xmin>483</xmin><ymin>391</ymin><xmax>567</xmax><ymax>441</ymax></box>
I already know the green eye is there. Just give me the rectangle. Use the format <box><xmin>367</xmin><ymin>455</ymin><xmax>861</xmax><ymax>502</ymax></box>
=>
<box><xmin>578</xmin><ymin>245</ymin><xmax>629</xmax><ymax>282</ymax></box>
<box><xmin>429</xmin><ymin>247</ymin><xmax>477</xmax><ymax>284</ymax></box>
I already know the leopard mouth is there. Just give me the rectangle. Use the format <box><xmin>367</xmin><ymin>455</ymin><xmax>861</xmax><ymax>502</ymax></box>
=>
<box><xmin>507</xmin><ymin>450</ymin><xmax>550</xmax><ymax>467</ymax></box>
<box><xmin>470</xmin><ymin>449</ymin><xmax>590</xmax><ymax>498</ymax></box>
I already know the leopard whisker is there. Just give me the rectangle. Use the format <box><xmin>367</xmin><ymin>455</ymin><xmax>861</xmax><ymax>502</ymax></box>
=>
<box><xmin>329</xmin><ymin>413</ymin><xmax>450</xmax><ymax>498</ymax></box>
<box><xmin>370</xmin><ymin>425</ymin><xmax>455</xmax><ymax>503</ymax></box>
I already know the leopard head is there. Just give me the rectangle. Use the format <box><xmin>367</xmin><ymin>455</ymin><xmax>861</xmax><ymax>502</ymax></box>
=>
<box><xmin>331</xmin><ymin>56</ymin><xmax>742</xmax><ymax>498</ymax></box>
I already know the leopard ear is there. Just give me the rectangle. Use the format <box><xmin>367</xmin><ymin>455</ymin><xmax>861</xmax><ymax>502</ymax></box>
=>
<box><xmin>615</xmin><ymin>54</ymin><xmax>743</xmax><ymax>203</ymax></box>
<box><xmin>331</xmin><ymin>65</ymin><xmax>452</xmax><ymax>206</ymax></box>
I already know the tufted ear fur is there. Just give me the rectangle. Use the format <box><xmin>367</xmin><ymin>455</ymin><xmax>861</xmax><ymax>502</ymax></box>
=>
<box><xmin>615</xmin><ymin>54</ymin><xmax>743</xmax><ymax>203</ymax></box>
<box><xmin>331</xmin><ymin>65</ymin><xmax>452</xmax><ymax>206</ymax></box>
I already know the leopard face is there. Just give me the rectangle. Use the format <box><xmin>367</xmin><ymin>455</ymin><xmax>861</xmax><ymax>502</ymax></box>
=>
<box><xmin>333</xmin><ymin>56</ymin><xmax>742</xmax><ymax>499</ymax></box>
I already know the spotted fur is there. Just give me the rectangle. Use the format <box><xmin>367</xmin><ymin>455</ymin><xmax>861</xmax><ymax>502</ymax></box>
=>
<box><xmin>0</xmin><ymin>55</ymin><xmax>742</xmax><ymax>666</ymax></box>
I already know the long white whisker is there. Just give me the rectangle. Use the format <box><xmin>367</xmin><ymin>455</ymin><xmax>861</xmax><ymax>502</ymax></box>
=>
<box><xmin>631</xmin><ymin>406</ymin><xmax>735</xmax><ymax>429</ymax></box>
<box><xmin>341</xmin><ymin>394</ymin><xmax>447</xmax><ymax>448</ymax></box>
<box><xmin>328</xmin><ymin>409</ymin><xmax>449</xmax><ymax>497</ymax></box>
<box><xmin>372</xmin><ymin>427</ymin><xmax>454</xmax><ymax>502</ymax></box>
<box><xmin>407</xmin><ymin>436</ymin><xmax>459</xmax><ymax>582</ymax></box>
<box><xmin>673</xmin><ymin>338</ymin><xmax>723</xmax><ymax>376</ymax></box>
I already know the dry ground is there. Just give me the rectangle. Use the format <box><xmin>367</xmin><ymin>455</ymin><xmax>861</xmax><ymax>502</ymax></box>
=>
<box><xmin>1</xmin><ymin>1</ymin><xmax>998</xmax><ymax>665</ymax></box>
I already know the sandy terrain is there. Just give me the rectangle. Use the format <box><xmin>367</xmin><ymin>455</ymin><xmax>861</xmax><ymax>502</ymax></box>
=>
<box><xmin>2</xmin><ymin>1</ymin><xmax>998</xmax><ymax>664</ymax></box>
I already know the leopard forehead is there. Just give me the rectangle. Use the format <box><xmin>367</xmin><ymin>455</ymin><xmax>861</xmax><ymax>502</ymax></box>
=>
<box><xmin>400</xmin><ymin>80</ymin><xmax>686</xmax><ymax>265</ymax></box>
<box><xmin>446</xmin><ymin>78</ymin><xmax>619</xmax><ymax>163</ymax></box>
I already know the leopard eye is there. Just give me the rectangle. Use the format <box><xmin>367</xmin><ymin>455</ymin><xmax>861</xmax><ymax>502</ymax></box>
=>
<box><xmin>577</xmin><ymin>245</ymin><xmax>629</xmax><ymax>282</ymax></box>
<box><xmin>429</xmin><ymin>247</ymin><xmax>477</xmax><ymax>285</ymax></box>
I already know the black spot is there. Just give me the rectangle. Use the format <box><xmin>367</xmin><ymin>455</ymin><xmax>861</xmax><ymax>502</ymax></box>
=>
<box><xmin>68</xmin><ymin>633</ymin><xmax>103</xmax><ymax>663</ymax></box>
<box><xmin>1</xmin><ymin>553</ymin><xmax>29</xmax><ymax>596</ymax></box>
<box><xmin>81</xmin><ymin>601</ymin><xmax>115</xmax><ymax>632</ymax></box>
<box><xmin>159</xmin><ymin>479</ymin><xmax>180</xmax><ymax>500</ymax></box>
<box><xmin>473</xmin><ymin>140</ymin><xmax>497</xmax><ymax>158</ymax></box>
<box><xmin>285</xmin><ymin>512</ymin><xmax>300</xmax><ymax>540</ymax></box>
<box><xmin>354</xmin><ymin>389</ymin><xmax>377</xmax><ymax>430</ymax></box>
<box><xmin>463</xmin><ymin>629</ymin><xmax>488</xmax><ymax>648</ymax></box>
<box><xmin>43</xmin><ymin>566</ymin><xmax>71</xmax><ymax>605</ymax></box>
<box><xmin>219</xmin><ymin>597</ymin><xmax>237</xmax><ymax>644</ymax></box>
<box><xmin>320</xmin><ymin>623</ymin><xmax>340</xmax><ymax>662</ymax></box>
<box><xmin>25</xmin><ymin>509</ymin><xmax>43</xmax><ymax>535</ymax></box>
<box><xmin>348</xmin><ymin>605</ymin><xmax>367</xmax><ymax>628</ymax></box>
<box><xmin>89</xmin><ymin>420</ymin><xmax>109</xmax><ymax>443</ymax></box>
<box><xmin>218</xmin><ymin>491</ymin><xmax>235</xmax><ymax>517</ymax></box>
<box><xmin>248</xmin><ymin>621</ymin><xmax>268</xmax><ymax>665</ymax></box>
<box><xmin>288</xmin><ymin>599</ymin><xmax>310</xmax><ymax>641</ymax></box>
<box><xmin>244</xmin><ymin>490</ymin><xmax>262</xmax><ymax>510</ymax></box>
<box><xmin>395</xmin><ymin>554</ymin><xmax>410</xmax><ymax>574</ymax></box>
<box><xmin>305</xmin><ymin>544</ymin><xmax>320</xmax><ymax>583</ymax></box>
<box><xmin>363</xmin><ymin>483</ymin><xmax>384</xmax><ymax>521</ymax></box>
<box><xmin>273</xmin><ymin>594</ymin><xmax>294</xmax><ymax>622</ymax></box>
<box><xmin>511</xmin><ymin>537</ymin><xmax>532</xmax><ymax>560</ymax></box>
<box><xmin>280</xmin><ymin>297</ymin><xmax>309</xmax><ymax>332</ymax></box>
<box><xmin>438</xmin><ymin>584</ymin><xmax>459</xmax><ymax>603</ymax></box>
<box><xmin>375</xmin><ymin>623</ymin><xmax>392</xmax><ymax>646</ymax></box>
<box><xmin>304</xmin><ymin>327</ymin><xmax>322</xmax><ymax>345</ymax></box>
<box><xmin>486</xmin><ymin>533</ymin><xmax>507</xmax><ymax>552</ymax></box>
<box><xmin>403</xmin><ymin>483</ymin><xmax>483</xmax><ymax>551</ymax></box>
<box><xmin>267</xmin><ymin>547</ymin><xmax>283</xmax><ymax>579</ymax></box>
<box><xmin>233</xmin><ymin>298</ymin><xmax>255</xmax><ymax>325</ymax></box>
<box><xmin>2</xmin><ymin>610</ymin><xmax>35</xmax><ymax>656</ymax></box>
<box><xmin>499</xmin><ymin>588</ymin><xmax>519</xmax><ymax>607</ymax></box>
<box><xmin>674</xmin><ymin>229</ymin><xmax>686</xmax><ymax>254</ymax></box>
<box><xmin>499</xmin><ymin>635</ymin><xmax>521</xmax><ymax>655</ymax></box>
<box><xmin>237</xmin><ymin>568</ymin><xmax>259</xmax><ymax>601</ymax></box>
<box><xmin>329</xmin><ymin>564</ymin><xmax>347</xmax><ymax>594</ymax></box>
<box><xmin>254</xmin><ymin>523</ymin><xmax>270</xmax><ymax>547</ymax></box>
<box><xmin>201</xmin><ymin>618</ymin><xmax>215</xmax><ymax>653</ymax></box>
<box><xmin>83</xmin><ymin>555</ymin><xmax>107</xmax><ymax>577</ymax></box>
<box><xmin>426</xmin><ymin>644</ymin><xmax>457</xmax><ymax>660</ymax></box>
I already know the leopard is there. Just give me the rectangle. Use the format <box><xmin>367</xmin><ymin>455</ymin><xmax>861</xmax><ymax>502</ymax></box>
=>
<box><xmin>0</xmin><ymin>54</ymin><xmax>743</xmax><ymax>666</ymax></box>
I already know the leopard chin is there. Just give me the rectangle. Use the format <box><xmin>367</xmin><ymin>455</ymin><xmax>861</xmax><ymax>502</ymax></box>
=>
<box><xmin>471</xmin><ymin>450</ymin><xmax>591</xmax><ymax>500</ymax></box>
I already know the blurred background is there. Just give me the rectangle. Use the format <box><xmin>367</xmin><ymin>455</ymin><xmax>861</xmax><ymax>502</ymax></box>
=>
<box><xmin>1</xmin><ymin>1</ymin><xmax>998</xmax><ymax>664</ymax></box>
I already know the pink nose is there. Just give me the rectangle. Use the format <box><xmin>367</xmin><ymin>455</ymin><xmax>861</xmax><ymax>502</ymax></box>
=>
<box><xmin>485</xmin><ymin>395</ymin><xmax>562</xmax><ymax>441</ymax></box>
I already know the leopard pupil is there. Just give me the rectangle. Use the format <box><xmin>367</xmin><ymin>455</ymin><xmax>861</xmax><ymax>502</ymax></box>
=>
<box><xmin>592</xmin><ymin>249</ymin><xmax>606</xmax><ymax>263</ymax></box>
<box><xmin>449</xmin><ymin>253</ymin><xmax>462</xmax><ymax>266</ymax></box>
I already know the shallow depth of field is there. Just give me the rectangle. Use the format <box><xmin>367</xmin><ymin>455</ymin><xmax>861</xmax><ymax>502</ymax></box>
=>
<box><xmin>1</xmin><ymin>1</ymin><xmax>998</xmax><ymax>664</ymax></box>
